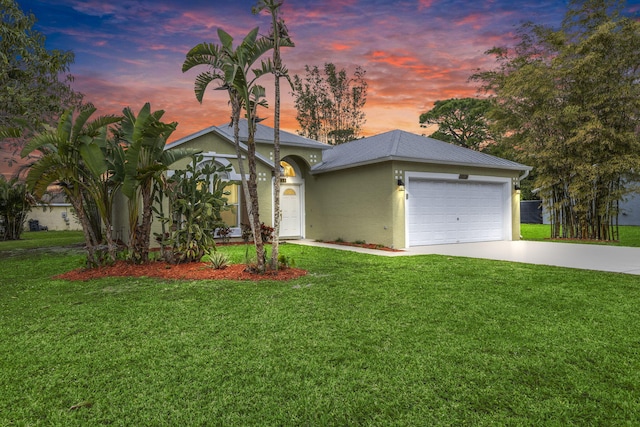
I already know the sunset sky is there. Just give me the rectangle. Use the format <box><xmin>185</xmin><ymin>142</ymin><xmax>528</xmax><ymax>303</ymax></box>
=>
<box><xmin>14</xmin><ymin>0</ymin><xmax>640</xmax><ymax>143</ymax></box>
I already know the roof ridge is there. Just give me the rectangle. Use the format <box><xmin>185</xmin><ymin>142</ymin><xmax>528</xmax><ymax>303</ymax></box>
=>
<box><xmin>389</xmin><ymin>130</ymin><xmax>402</xmax><ymax>156</ymax></box>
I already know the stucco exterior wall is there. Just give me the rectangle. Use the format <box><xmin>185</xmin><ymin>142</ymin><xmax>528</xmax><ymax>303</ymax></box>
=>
<box><xmin>306</xmin><ymin>162</ymin><xmax>398</xmax><ymax>248</ymax></box>
<box><xmin>512</xmin><ymin>190</ymin><xmax>522</xmax><ymax>239</ymax></box>
<box><xmin>27</xmin><ymin>205</ymin><xmax>82</xmax><ymax>231</ymax></box>
<box><xmin>258</xmin><ymin>145</ymin><xmax>324</xmax><ymax>171</ymax></box>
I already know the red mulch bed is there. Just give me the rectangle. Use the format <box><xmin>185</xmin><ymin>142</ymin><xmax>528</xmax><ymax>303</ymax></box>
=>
<box><xmin>55</xmin><ymin>261</ymin><xmax>307</xmax><ymax>282</ymax></box>
<box><xmin>323</xmin><ymin>241</ymin><xmax>403</xmax><ymax>252</ymax></box>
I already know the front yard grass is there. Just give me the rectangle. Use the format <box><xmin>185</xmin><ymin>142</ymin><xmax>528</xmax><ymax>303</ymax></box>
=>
<box><xmin>1</xmin><ymin>240</ymin><xmax>639</xmax><ymax>426</ymax></box>
<box><xmin>0</xmin><ymin>230</ymin><xmax>84</xmax><ymax>251</ymax></box>
<box><xmin>521</xmin><ymin>223</ymin><xmax>640</xmax><ymax>247</ymax></box>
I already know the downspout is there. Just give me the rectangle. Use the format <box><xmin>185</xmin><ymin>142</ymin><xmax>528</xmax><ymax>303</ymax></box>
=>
<box><xmin>518</xmin><ymin>168</ymin><xmax>530</xmax><ymax>184</ymax></box>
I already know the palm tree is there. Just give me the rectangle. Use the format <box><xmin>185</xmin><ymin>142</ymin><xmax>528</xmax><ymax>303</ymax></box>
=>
<box><xmin>119</xmin><ymin>103</ymin><xmax>199</xmax><ymax>264</ymax></box>
<box><xmin>183</xmin><ymin>27</ymin><xmax>290</xmax><ymax>272</ymax></box>
<box><xmin>21</xmin><ymin>106</ymin><xmax>121</xmax><ymax>266</ymax></box>
<box><xmin>253</xmin><ymin>0</ymin><xmax>294</xmax><ymax>269</ymax></box>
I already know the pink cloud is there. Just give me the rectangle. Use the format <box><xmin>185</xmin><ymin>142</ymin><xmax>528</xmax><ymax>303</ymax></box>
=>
<box><xmin>418</xmin><ymin>0</ymin><xmax>436</xmax><ymax>11</ymax></box>
<box><xmin>455</xmin><ymin>13</ymin><xmax>486</xmax><ymax>29</ymax></box>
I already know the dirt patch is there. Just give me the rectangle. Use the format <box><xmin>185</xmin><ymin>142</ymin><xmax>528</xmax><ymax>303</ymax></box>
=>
<box><xmin>55</xmin><ymin>261</ymin><xmax>307</xmax><ymax>282</ymax></box>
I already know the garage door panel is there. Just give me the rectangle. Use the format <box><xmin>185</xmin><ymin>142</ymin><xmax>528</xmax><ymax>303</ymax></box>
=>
<box><xmin>408</xmin><ymin>179</ymin><xmax>506</xmax><ymax>246</ymax></box>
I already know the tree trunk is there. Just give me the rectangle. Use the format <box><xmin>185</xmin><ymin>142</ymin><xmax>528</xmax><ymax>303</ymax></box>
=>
<box><xmin>229</xmin><ymin>97</ymin><xmax>264</xmax><ymax>272</ymax></box>
<box><xmin>247</xmin><ymin>128</ymin><xmax>265</xmax><ymax>273</ymax></box>
<box><xmin>135</xmin><ymin>184</ymin><xmax>153</xmax><ymax>263</ymax></box>
<box><xmin>69</xmin><ymin>191</ymin><xmax>100</xmax><ymax>267</ymax></box>
<box><xmin>270</xmin><ymin>12</ymin><xmax>283</xmax><ymax>271</ymax></box>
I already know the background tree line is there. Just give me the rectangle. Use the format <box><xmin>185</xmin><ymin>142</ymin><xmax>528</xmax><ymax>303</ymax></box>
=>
<box><xmin>292</xmin><ymin>63</ymin><xmax>368</xmax><ymax>145</ymax></box>
<box><xmin>421</xmin><ymin>0</ymin><xmax>640</xmax><ymax>241</ymax></box>
<box><xmin>0</xmin><ymin>0</ymin><xmax>82</xmax><ymax>240</ymax></box>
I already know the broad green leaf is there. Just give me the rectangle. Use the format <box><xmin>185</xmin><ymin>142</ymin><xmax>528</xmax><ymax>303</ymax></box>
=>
<box><xmin>80</xmin><ymin>142</ymin><xmax>107</xmax><ymax>177</ymax></box>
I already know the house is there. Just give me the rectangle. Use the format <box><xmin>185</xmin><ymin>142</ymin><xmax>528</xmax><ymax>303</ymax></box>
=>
<box><xmin>26</xmin><ymin>191</ymin><xmax>82</xmax><ymax>231</ymax></box>
<box><xmin>164</xmin><ymin>120</ymin><xmax>531</xmax><ymax>249</ymax></box>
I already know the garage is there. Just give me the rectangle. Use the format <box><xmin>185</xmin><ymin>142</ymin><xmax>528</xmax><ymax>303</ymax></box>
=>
<box><xmin>407</xmin><ymin>176</ymin><xmax>510</xmax><ymax>246</ymax></box>
<box><xmin>310</xmin><ymin>129</ymin><xmax>529</xmax><ymax>249</ymax></box>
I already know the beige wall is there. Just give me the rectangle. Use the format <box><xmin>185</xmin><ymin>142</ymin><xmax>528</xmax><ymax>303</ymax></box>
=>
<box><xmin>305</xmin><ymin>162</ymin><xmax>399</xmax><ymax>248</ymax></box>
<box><xmin>258</xmin><ymin>145</ymin><xmax>325</xmax><ymax>171</ymax></box>
<box><xmin>27</xmin><ymin>205</ymin><xmax>82</xmax><ymax>231</ymax></box>
<box><xmin>512</xmin><ymin>189</ymin><xmax>522</xmax><ymax>240</ymax></box>
<box><xmin>167</xmin><ymin>132</ymin><xmax>327</xmax><ymax>230</ymax></box>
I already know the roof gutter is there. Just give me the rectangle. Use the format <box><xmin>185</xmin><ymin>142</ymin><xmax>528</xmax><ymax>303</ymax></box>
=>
<box><xmin>311</xmin><ymin>156</ymin><xmax>532</xmax><ymax>175</ymax></box>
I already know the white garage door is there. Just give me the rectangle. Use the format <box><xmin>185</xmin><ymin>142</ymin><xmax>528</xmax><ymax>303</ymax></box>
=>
<box><xmin>408</xmin><ymin>179</ymin><xmax>506</xmax><ymax>246</ymax></box>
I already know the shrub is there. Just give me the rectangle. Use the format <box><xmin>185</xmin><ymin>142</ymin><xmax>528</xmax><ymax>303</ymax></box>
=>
<box><xmin>241</xmin><ymin>223</ymin><xmax>252</xmax><ymax>242</ymax></box>
<box><xmin>216</xmin><ymin>226</ymin><xmax>231</xmax><ymax>243</ymax></box>
<box><xmin>201</xmin><ymin>250</ymin><xmax>230</xmax><ymax>270</ymax></box>
<box><xmin>261</xmin><ymin>223</ymin><xmax>274</xmax><ymax>243</ymax></box>
<box><xmin>241</xmin><ymin>222</ymin><xmax>275</xmax><ymax>243</ymax></box>
<box><xmin>156</xmin><ymin>155</ymin><xmax>232</xmax><ymax>264</ymax></box>
<box><xmin>277</xmin><ymin>253</ymin><xmax>295</xmax><ymax>269</ymax></box>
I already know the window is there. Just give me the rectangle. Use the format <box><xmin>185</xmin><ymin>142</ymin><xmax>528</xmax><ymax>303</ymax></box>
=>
<box><xmin>221</xmin><ymin>182</ymin><xmax>239</xmax><ymax>229</ymax></box>
<box><xmin>281</xmin><ymin>161</ymin><xmax>296</xmax><ymax>177</ymax></box>
<box><xmin>198</xmin><ymin>159</ymin><xmax>241</xmax><ymax>233</ymax></box>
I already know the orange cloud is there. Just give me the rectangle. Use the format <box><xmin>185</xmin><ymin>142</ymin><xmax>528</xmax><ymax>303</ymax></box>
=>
<box><xmin>330</xmin><ymin>42</ymin><xmax>352</xmax><ymax>52</ymax></box>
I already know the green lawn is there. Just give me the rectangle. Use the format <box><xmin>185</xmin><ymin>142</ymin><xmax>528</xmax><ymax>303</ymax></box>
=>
<box><xmin>0</xmin><ymin>230</ymin><xmax>85</xmax><ymax>251</ymax></box>
<box><xmin>521</xmin><ymin>223</ymin><xmax>640</xmax><ymax>247</ymax></box>
<box><xmin>1</xmin><ymin>234</ymin><xmax>640</xmax><ymax>425</ymax></box>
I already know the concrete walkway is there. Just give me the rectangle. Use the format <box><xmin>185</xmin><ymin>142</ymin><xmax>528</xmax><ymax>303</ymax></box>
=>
<box><xmin>290</xmin><ymin>239</ymin><xmax>640</xmax><ymax>275</ymax></box>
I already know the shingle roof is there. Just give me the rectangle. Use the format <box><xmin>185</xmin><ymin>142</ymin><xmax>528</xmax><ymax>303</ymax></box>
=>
<box><xmin>216</xmin><ymin>119</ymin><xmax>330</xmax><ymax>150</ymax></box>
<box><xmin>165</xmin><ymin>119</ymin><xmax>330</xmax><ymax>152</ymax></box>
<box><xmin>311</xmin><ymin>130</ymin><xmax>530</xmax><ymax>173</ymax></box>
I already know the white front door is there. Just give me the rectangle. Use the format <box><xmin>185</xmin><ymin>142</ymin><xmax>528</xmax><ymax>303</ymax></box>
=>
<box><xmin>280</xmin><ymin>185</ymin><xmax>301</xmax><ymax>237</ymax></box>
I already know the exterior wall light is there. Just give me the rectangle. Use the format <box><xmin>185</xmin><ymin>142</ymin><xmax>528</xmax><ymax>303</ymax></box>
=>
<box><xmin>397</xmin><ymin>178</ymin><xmax>405</xmax><ymax>186</ymax></box>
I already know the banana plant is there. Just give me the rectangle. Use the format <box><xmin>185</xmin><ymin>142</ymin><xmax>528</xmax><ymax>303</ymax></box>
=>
<box><xmin>20</xmin><ymin>106</ymin><xmax>122</xmax><ymax>266</ymax></box>
<box><xmin>119</xmin><ymin>103</ymin><xmax>199</xmax><ymax>263</ymax></box>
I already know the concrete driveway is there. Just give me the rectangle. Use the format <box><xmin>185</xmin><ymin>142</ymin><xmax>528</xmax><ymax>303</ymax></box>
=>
<box><xmin>291</xmin><ymin>240</ymin><xmax>640</xmax><ymax>275</ymax></box>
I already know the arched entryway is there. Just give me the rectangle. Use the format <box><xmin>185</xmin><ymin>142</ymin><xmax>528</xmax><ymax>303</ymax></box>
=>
<box><xmin>278</xmin><ymin>158</ymin><xmax>304</xmax><ymax>238</ymax></box>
